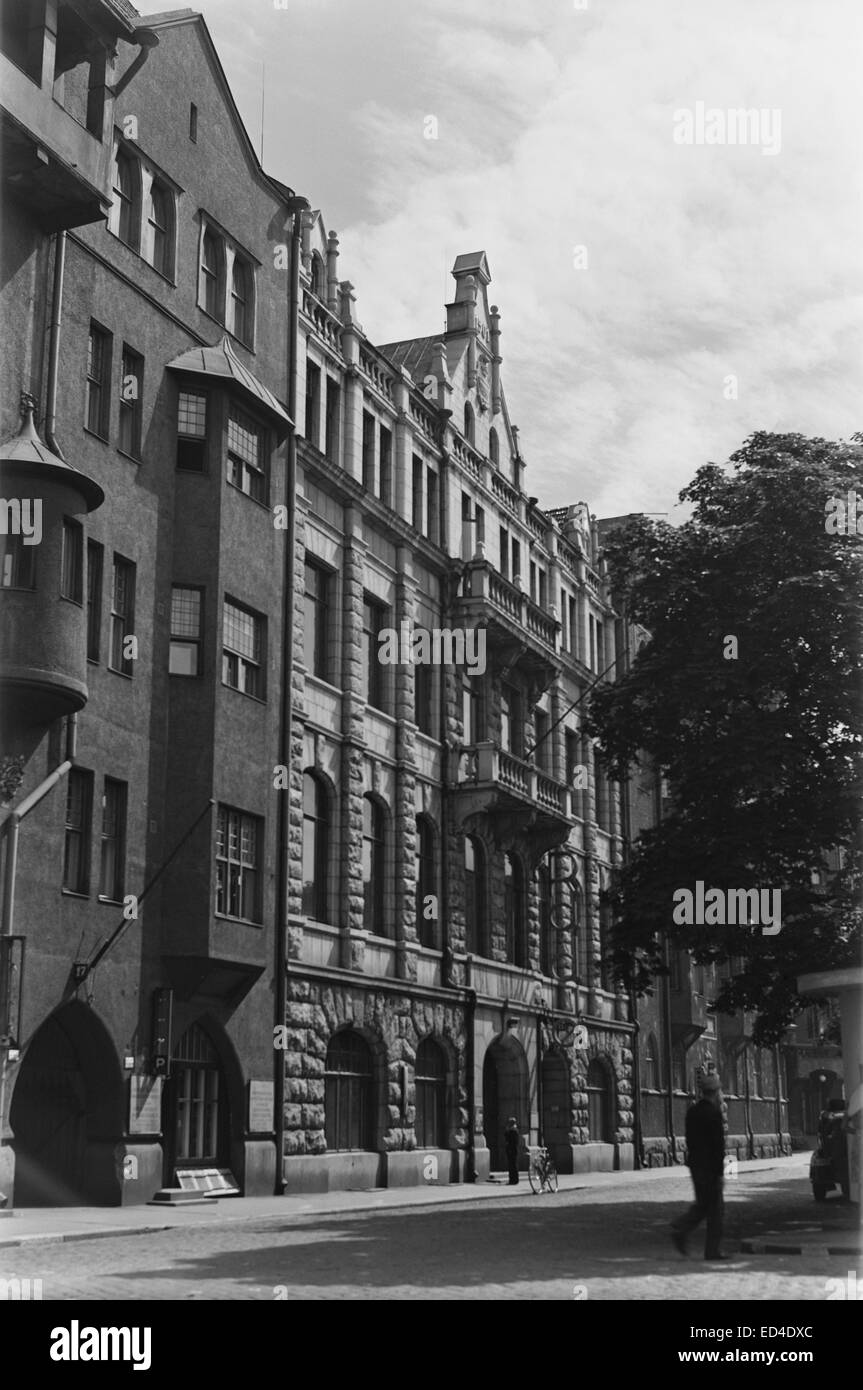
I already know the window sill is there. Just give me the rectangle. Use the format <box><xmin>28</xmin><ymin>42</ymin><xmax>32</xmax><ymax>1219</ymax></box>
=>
<box><xmin>97</xmin><ymin>895</ymin><xmax>125</xmax><ymax>907</ymax></box>
<box><xmin>1</xmin><ymin>584</ymin><xmax>37</xmax><ymax>593</ymax></box>
<box><xmin>221</xmin><ymin>681</ymin><xmax>267</xmax><ymax>705</ymax></box>
<box><xmin>198</xmin><ymin>305</ymin><xmax>255</xmax><ymax>354</ymax></box>
<box><xmin>117</xmin><ymin>448</ymin><xmax>142</xmax><ymax>465</ymax></box>
<box><xmin>60</xmin><ymin>595</ymin><xmax>84</xmax><ymax>609</ymax></box>
<box><xmin>107</xmin><ymin>667</ymin><xmax>134</xmax><ymax>680</ymax></box>
<box><xmin>214</xmin><ymin>912</ymin><xmax>263</xmax><ymax>928</ymax></box>
<box><xmin>83</xmin><ymin>426</ymin><xmax>110</xmax><ymax>446</ymax></box>
<box><xmin>225</xmin><ymin>480</ymin><xmax>271</xmax><ymax>512</ymax></box>
<box><xmin>106</xmin><ymin>228</ymin><xmax>176</xmax><ymax>285</ymax></box>
<box><xmin>303</xmin><ymin>672</ymin><xmax>342</xmax><ymax>696</ymax></box>
<box><xmin>61</xmin><ymin>889</ymin><xmax>90</xmax><ymax>900</ymax></box>
<box><xmin>87</xmin><ymin>657</ymin><xmax>100</xmax><ymax>666</ymax></box>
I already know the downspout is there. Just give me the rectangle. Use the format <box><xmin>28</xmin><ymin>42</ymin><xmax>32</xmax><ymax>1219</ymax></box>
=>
<box><xmin>44</xmin><ymin>230</ymin><xmax>66</xmax><ymax>458</ymax></box>
<box><xmin>110</xmin><ymin>28</ymin><xmax>159</xmax><ymax>100</ymax></box>
<box><xmin>662</xmin><ymin>935</ymin><xmax>676</xmax><ymax>1163</ymax></box>
<box><xmin>274</xmin><ymin>195</ymin><xmax>309</xmax><ymax>1195</ymax></box>
<box><xmin>743</xmin><ymin>1043</ymin><xmax>755</xmax><ymax>1159</ymax></box>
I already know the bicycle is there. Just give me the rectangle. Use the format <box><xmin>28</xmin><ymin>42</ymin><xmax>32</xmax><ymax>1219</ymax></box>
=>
<box><xmin>527</xmin><ymin>1145</ymin><xmax>559</xmax><ymax>1194</ymax></box>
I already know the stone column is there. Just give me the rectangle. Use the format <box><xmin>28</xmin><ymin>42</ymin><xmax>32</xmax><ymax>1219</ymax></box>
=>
<box><xmin>393</xmin><ymin>373</ymin><xmax>412</xmax><ymax>523</ymax></box>
<box><xmin>340</xmin><ymin>507</ymin><xmax>367</xmax><ymax>970</ymax></box>
<box><xmin>394</xmin><ymin>546</ymin><xmax>419</xmax><ymax>981</ymax></box>
<box><xmin>326</xmin><ymin>230</ymin><xmax>340</xmax><ymax>313</ymax></box>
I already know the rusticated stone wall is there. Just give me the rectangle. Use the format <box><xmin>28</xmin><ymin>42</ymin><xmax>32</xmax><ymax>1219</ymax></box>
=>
<box><xmin>283</xmin><ymin>978</ymin><xmax>468</xmax><ymax>1157</ymax></box>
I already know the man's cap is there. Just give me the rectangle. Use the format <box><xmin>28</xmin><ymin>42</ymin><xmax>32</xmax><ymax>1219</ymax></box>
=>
<box><xmin>699</xmin><ymin>1073</ymin><xmax>721</xmax><ymax>1093</ymax></box>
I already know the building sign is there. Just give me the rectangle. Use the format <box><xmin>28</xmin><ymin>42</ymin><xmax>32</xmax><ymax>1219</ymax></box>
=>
<box><xmin>151</xmin><ymin>987</ymin><xmax>173</xmax><ymax>1075</ymax></box>
<box><xmin>248</xmin><ymin>1079</ymin><xmax>274</xmax><ymax>1133</ymax></box>
<box><xmin>129</xmin><ymin>1073</ymin><xmax>162</xmax><ymax>1134</ymax></box>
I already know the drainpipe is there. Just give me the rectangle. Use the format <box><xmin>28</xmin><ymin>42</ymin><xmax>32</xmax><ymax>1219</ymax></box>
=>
<box><xmin>773</xmin><ymin>1043</ymin><xmax>784</xmax><ymax>1155</ymax></box>
<box><xmin>465</xmin><ymin>987</ymin><xmax>476</xmax><ymax>1183</ymax></box>
<box><xmin>743</xmin><ymin>1043</ymin><xmax>755</xmax><ymax>1159</ymax></box>
<box><xmin>0</xmin><ymin>715</ymin><xmax>77</xmax><ymax>1172</ymax></box>
<box><xmin>44</xmin><ymin>230</ymin><xmax>66</xmax><ymax>458</ymax></box>
<box><xmin>274</xmin><ymin>194</ymin><xmax>310</xmax><ymax>1196</ymax></box>
<box><xmin>662</xmin><ymin>936</ymin><xmax>676</xmax><ymax>1163</ymax></box>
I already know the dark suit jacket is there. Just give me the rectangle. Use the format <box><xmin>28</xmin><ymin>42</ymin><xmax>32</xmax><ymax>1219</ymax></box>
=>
<box><xmin>685</xmin><ymin>1099</ymin><xmax>724</xmax><ymax>1176</ymax></box>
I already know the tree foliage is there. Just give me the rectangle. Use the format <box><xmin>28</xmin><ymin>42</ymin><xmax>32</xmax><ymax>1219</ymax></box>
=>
<box><xmin>586</xmin><ymin>432</ymin><xmax>863</xmax><ymax>1041</ymax></box>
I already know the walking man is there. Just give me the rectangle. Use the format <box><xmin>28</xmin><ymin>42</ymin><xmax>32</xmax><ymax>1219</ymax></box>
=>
<box><xmin>671</xmin><ymin>1072</ymin><xmax>727</xmax><ymax>1261</ymax></box>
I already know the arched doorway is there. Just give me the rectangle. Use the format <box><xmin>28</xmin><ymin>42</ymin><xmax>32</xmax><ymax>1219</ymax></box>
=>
<box><xmin>9</xmin><ymin>1002</ymin><xmax>124</xmax><ymax>1205</ymax></box>
<box><xmin>586</xmin><ymin>1057</ymin><xmax>615</xmax><ymax>1143</ymax></box>
<box><xmin>162</xmin><ymin>1021</ymin><xmax>232</xmax><ymax>1185</ymax></box>
<box><xmin>483</xmin><ymin>1033</ymin><xmax>529</xmax><ymax>1171</ymax></box>
<box><xmin>541</xmin><ymin>1048</ymin><xmax>570</xmax><ymax>1161</ymax></box>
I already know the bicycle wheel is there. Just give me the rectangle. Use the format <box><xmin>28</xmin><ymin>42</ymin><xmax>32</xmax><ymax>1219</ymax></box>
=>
<box><xmin>527</xmin><ymin>1159</ymin><xmax>542</xmax><ymax>1194</ymax></box>
<box><xmin>543</xmin><ymin>1162</ymin><xmax>559</xmax><ymax>1194</ymax></box>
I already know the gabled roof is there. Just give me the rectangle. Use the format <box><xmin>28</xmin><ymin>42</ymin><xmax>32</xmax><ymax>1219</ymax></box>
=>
<box><xmin>378</xmin><ymin>336</ymin><xmax>441</xmax><ymax>383</ymax></box>
<box><xmin>140</xmin><ymin>9</ymin><xmax>297</xmax><ymax>201</ymax></box>
<box><xmin>452</xmin><ymin>251</ymin><xmax>491</xmax><ymax>283</ymax></box>
<box><xmin>167</xmin><ymin>336</ymin><xmax>291</xmax><ymax>436</ymax></box>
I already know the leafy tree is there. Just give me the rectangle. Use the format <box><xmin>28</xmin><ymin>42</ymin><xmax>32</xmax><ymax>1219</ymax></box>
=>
<box><xmin>587</xmin><ymin>432</ymin><xmax>863</xmax><ymax>1041</ymax></box>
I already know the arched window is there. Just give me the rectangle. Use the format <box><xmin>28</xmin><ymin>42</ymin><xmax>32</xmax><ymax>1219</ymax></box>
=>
<box><xmin>488</xmin><ymin>426</ymin><xmax>499</xmax><ymax>468</ymax></box>
<box><xmin>504</xmin><ymin>853</ymin><xmax>525</xmax><ymax>967</ymax></box>
<box><xmin>415</xmin><ymin>1037</ymin><xmax>447</xmax><ymax>1149</ymax></box>
<box><xmin>310</xmin><ymin>251</ymin><xmax>325</xmax><ymax>300</ymax></box>
<box><xmin>230</xmin><ymin>256</ymin><xmax>252</xmax><ymax>345</ymax></box>
<box><xmin>586</xmin><ymin>1058</ymin><xmax>613</xmax><ymax>1142</ymax></box>
<box><xmin>672</xmin><ymin>1046</ymin><xmax>687</xmax><ymax>1092</ymax></box>
<box><xmin>146</xmin><ymin>179</ymin><xmax>173</xmax><ymax>277</ymax></box>
<box><xmin>643</xmin><ymin>1034</ymin><xmax>659</xmax><ymax>1091</ymax></box>
<box><xmin>362</xmin><ymin>795</ymin><xmax>386</xmax><ymax>936</ymax></box>
<box><xmin>537</xmin><ymin>859</ymin><xmax>552</xmax><ymax>976</ymax></box>
<box><xmin>464</xmin><ymin>402</ymin><xmax>475</xmax><ymax>445</ymax></box>
<box><xmin>201</xmin><ymin>227</ymin><xmax>224</xmax><ymax>321</ymax></box>
<box><xmin>415</xmin><ymin>815</ymin><xmax>437</xmax><ymax>949</ymax></box>
<box><xmin>325</xmin><ymin>1030</ymin><xmax>373</xmax><ymax>1151</ymax></box>
<box><xmin>113</xmin><ymin>147</ymin><xmax>139</xmax><ymax>250</ymax></box>
<box><xmin>463</xmin><ymin>834</ymin><xmax>486</xmax><ymax>955</ymax></box>
<box><xmin>302</xmin><ymin>771</ymin><xmax>329</xmax><ymax>922</ymax></box>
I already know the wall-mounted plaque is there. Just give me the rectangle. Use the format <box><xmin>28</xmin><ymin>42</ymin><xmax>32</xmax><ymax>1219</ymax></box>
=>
<box><xmin>248</xmin><ymin>1079</ymin><xmax>274</xmax><ymax>1133</ymax></box>
<box><xmin>129</xmin><ymin>1073</ymin><xmax>162</xmax><ymax>1134</ymax></box>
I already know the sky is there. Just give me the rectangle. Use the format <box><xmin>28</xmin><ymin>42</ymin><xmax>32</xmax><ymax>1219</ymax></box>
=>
<box><xmin>143</xmin><ymin>0</ymin><xmax>862</xmax><ymax>520</ymax></box>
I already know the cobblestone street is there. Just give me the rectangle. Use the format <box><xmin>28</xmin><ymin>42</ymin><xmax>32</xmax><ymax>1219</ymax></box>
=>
<box><xmin>1</xmin><ymin>1164</ymin><xmax>858</xmax><ymax>1301</ymax></box>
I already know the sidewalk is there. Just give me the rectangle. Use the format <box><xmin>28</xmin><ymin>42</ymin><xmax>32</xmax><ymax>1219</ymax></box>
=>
<box><xmin>0</xmin><ymin>1154</ymin><xmax>810</xmax><ymax>1251</ymax></box>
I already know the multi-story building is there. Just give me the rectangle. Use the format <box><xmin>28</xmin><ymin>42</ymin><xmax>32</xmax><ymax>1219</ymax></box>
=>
<box><xmin>1</xmin><ymin>3</ymin><xmax>793</xmax><ymax>1207</ymax></box>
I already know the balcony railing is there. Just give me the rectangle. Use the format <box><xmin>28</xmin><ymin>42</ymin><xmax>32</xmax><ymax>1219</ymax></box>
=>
<box><xmin>460</xmin><ymin>743</ymin><xmax>574</xmax><ymax>819</ymax></box>
<box><xmin>304</xmin><ymin>290</ymin><xmax>343</xmax><ymax>354</ymax></box>
<box><xmin>460</xmin><ymin>563</ymin><xmax>559</xmax><ymax>652</ymax></box>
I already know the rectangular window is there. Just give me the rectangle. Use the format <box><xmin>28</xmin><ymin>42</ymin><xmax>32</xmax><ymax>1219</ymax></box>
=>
<box><xmin>189</xmin><ymin>102</ymin><xmax>198</xmax><ymax>142</ymax></box>
<box><xmin>596</xmin><ymin>618</ymin><xmax>604</xmax><ymax>672</ymax></box>
<box><xmin>462</xmin><ymin>676</ymin><xmax>482</xmax><ymax>745</ymax></box>
<box><xmin>118</xmin><ymin>345</ymin><xmax>144</xmax><ymax>458</ymax></box>
<box><xmin>0</xmin><ymin>533</ymin><xmax>36</xmax><ymax>589</ymax></box>
<box><xmin>411</xmin><ymin>455</ymin><xmax>423</xmax><ymax>531</ymax></box>
<box><xmin>378</xmin><ymin>425</ymin><xmax>392</xmax><ymax>506</ymax></box>
<box><xmin>414</xmin><ymin>661</ymin><xmax>434</xmax><ymax>736</ymax></box>
<box><xmin>425</xmin><ymin>468</ymin><xmax>438</xmax><ymax>544</ymax></box>
<box><xmin>63</xmin><ymin>768</ymin><xmax>93</xmax><ymax>894</ymax></box>
<box><xmin>303</xmin><ymin>559</ymin><xmax>331</xmax><ymax>681</ymax></box>
<box><xmin>222</xmin><ymin>597</ymin><xmax>265</xmax><ymax>698</ymax></box>
<box><xmin>99</xmin><ymin>777</ymin><xmax>127</xmax><ymax>901</ymax></box>
<box><xmin>85</xmin><ymin>322</ymin><xmax>111</xmax><ymax>438</ymax></box>
<box><xmin>170</xmin><ymin>585</ymin><xmax>202</xmax><ymax>676</ymax></box>
<box><xmin>324</xmin><ymin>377</ymin><xmax>340</xmax><ymax>463</ymax></box>
<box><xmin>305</xmin><ymin>362</ymin><xmax>321</xmax><ymax>444</ymax></box>
<box><xmin>86</xmin><ymin>540</ymin><xmax>103</xmax><ymax>661</ymax></box>
<box><xmin>361</xmin><ymin>410</ymin><xmax>375</xmax><ymax>490</ymax></box>
<box><xmin>61</xmin><ymin>518</ymin><xmax>83</xmax><ymax>603</ymax></box>
<box><xmin>511</xmin><ymin>539</ymin><xmax>521</xmax><ymax>585</ymax></box>
<box><xmin>499</xmin><ymin>527</ymin><xmax>509</xmax><ymax>579</ymax></box>
<box><xmin>461</xmin><ymin>491</ymin><xmax>472</xmax><ymax>560</ymax></box>
<box><xmin>109</xmin><ymin>555</ymin><xmax>135</xmax><ymax>675</ymax></box>
<box><xmin>538</xmin><ymin>568</ymin><xmax>547</xmax><ymax>609</ymax></box>
<box><xmin>362</xmin><ymin>596</ymin><xmax>387</xmax><ymax>711</ymax></box>
<box><xmin>568</xmin><ymin>595</ymin><xmax>577</xmax><ymax>656</ymax></box>
<box><xmin>501</xmin><ymin>684</ymin><xmax>523</xmax><ymax>757</ymax></box>
<box><xmin>534</xmin><ymin>709</ymin><xmax>549</xmax><ymax>772</ymax></box>
<box><xmin>566</xmin><ymin>729</ymin><xmax>581</xmax><ymax>803</ymax></box>
<box><xmin>215</xmin><ymin>804</ymin><xmax>262</xmax><ymax>922</ymax></box>
<box><xmin>227</xmin><ymin>407</ymin><xmax>266</xmax><ymax>503</ymax></box>
<box><xmin>177</xmin><ymin>390</ymin><xmax>207</xmax><ymax>471</ymax></box>
<box><xmin>529</xmin><ymin>561</ymin><xmax>537</xmax><ymax>602</ymax></box>
<box><xmin>475</xmin><ymin>504</ymin><xmax>485</xmax><ymax>544</ymax></box>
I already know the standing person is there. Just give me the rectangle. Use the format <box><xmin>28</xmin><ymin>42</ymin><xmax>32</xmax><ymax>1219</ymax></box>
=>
<box><xmin>504</xmin><ymin>1116</ymin><xmax>520</xmax><ymax>1185</ymax></box>
<box><xmin>671</xmin><ymin>1072</ymin><xmax>727</xmax><ymax>1261</ymax></box>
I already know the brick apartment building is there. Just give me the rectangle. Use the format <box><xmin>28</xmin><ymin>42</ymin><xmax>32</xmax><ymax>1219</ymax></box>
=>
<box><xmin>1</xmin><ymin>2</ymin><xmax>791</xmax><ymax>1206</ymax></box>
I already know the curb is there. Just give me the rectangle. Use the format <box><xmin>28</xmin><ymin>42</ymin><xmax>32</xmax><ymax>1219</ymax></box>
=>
<box><xmin>0</xmin><ymin>1156</ymin><xmax>806</xmax><ymax>1253</ymax></box>
<box><xmin>740</xmin><ymin>1238</ymin><xmax>862</xmax><ymax>1257</ymax></box>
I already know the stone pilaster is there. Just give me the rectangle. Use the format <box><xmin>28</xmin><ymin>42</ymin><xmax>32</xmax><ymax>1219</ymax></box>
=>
<box><xmin>394</xmin><ymin>546</ymin><xmax>419</xmax><ymax>980</ymax></box>
<box><xmin>340</xmin><ymin>508</ymin><xmax>367</xmax><ymax>968</ymax></box>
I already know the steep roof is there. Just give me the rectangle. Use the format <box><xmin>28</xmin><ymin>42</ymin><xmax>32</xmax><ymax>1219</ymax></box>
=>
<box><xmin>167</xmin><ymin>336</ymin><xmax>291</xmax><ymax>435</ymax></box>
<box><xmin>378</xmin><ymin>336</ymin><xmax>441</xmax><ymax>383</ymax></box>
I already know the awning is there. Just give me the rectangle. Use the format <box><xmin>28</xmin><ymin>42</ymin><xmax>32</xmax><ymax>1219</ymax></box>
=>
<box><xmin>167</xmin><ymin>335</ymin><xmax>292</xmax><ymax>440</ymax></box>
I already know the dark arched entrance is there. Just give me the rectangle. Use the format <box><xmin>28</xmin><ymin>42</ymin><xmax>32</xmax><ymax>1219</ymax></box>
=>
<box><xmin>483</xmin><ymin>1033</ymin><xmax>529</xmax><ymax>1171</ymax></box>
<box><xmin>541</xmin><ymin>1048</ymin><xmax>570</xmax><ymax>1161</ymax></box>
<box><xmin>10</xmin><ymin>1002</ymin><xmax>124</xmax><ymax>1205</ymax></box>
<box><xmin>162</xmin><ymin>1021</ymin><xmax>232</xmax><ymax>1185</ymax></box>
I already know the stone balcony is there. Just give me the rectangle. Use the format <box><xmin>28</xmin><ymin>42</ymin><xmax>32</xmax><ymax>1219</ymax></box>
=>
<box><xmin>670</xmin><ymin>988</ymin><xmax>708</xmax><ymax>1047</ymax></box>
<box><xmin>454</xmin><ymin>741</ymin><xmax>573</xmax><ymax>859</ymax></box>
<box><xmin>450</xmin><ymin>560</ymin><xmax>561</xmax><ymax>690</ymax></box>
